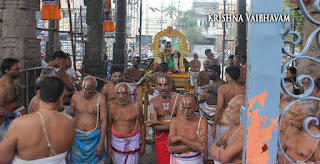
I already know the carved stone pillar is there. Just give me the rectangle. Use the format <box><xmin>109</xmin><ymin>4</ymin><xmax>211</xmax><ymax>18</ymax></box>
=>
<box><xmin>235</xmin><ymin>0</ymin><xmax>247</xmax><ymax>56</ymax></box>
<box><xmin>1</xmin><ymin>0</ymin><xmax>41</xmax><ymax>68</ymax></box>
<box><xmin>113</xmin><ymin>0</ymin><xmax>127</xmax><ymax>68</ymax></box>
<box><xmin>0</xmin><ymin>0</ymin><xmax>41</xmax><ymax>105</ymax></box>
<box><xmin>83</xmin><ymin>0</ymin><xmax>105</xmax><ymax>90</ymax></box>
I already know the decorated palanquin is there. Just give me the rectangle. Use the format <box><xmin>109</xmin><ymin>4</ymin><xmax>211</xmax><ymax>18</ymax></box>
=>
<box><xmin>144</xmin><ymin>26</ymin><xmax>191</xmax><ymax>90</ymax></box>
<box><xmin>146</xmin><ymin>26</ymin><xmax>189</xmax><ymax>73</ymax></box>
<box><xmin>135</xmin><ymin>27</ymin><xmax>195</xmax><ymax>142</ymax></box>
<box><xmin>155</xmin><ymin>42</ymin><xmax>181</xmax><ymax>73</ymax></box>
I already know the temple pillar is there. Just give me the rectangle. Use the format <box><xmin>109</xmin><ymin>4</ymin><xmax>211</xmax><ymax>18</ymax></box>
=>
<box><xmin>83</xmin><ymin>0</ymin><xmax>105</xmax><ymax>90</ymax></box>
<box><xmin>0</xmin><ymin>0</ymin><xmax>41</xmax><ymax>106</ymax></box>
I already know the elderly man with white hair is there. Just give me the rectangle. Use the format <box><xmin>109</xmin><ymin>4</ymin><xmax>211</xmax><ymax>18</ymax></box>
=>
<box><xmin>211</xmin><ymin>95</ymin><xmax>245</xmax><ymax>164</ymax></box>
<box><xmin>107</xmin><ymin>82</ymin><xmax>145</xmax><ymax>164</ymax></box>
<box><xmin>278</xmin><ymin>100</ymin><xmax>320</xmax><ymax>163</ymax></box>
<box><xmin>167</xmin><ymin>92</ymin><xmax>208</xmax><ymax>164</ymax></box>
<box><xmin>69</xmin><ymin>76</ymin><xmax>108</xmax><ymax>164</ymax></box>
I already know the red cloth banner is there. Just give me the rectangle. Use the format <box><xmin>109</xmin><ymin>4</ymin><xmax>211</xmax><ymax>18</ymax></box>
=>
<box><xmin>103</xmin><ymin>0</ymin><xmax>115</xmax><ymax>32</ymax></box>
<box><xmin>40</xmin><ymin>0</ymin><xmax>61</xmax><ymax>20</ymax></box>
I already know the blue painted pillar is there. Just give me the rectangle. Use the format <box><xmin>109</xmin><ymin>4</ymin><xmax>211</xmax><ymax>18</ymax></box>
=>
<box><xmin>243</xmin><ymin>0</ymin><xmax>283</xmax><ymax>163</ymax></box>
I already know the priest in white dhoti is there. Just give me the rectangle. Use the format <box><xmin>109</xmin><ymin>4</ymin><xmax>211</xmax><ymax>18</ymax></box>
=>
<box><xmin>167</xmin><ymin>93</ymin><xmax>208</xmax><ymax>164</ymax></box>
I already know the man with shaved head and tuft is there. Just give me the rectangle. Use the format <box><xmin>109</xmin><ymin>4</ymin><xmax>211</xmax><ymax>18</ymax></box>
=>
<box><xmin>107</xmin><ymin>82</ymin><xmax>145</xmax><ymax>164</ymax></box>
<box><xmin>69</xmin><ymin>76</ymin><xmax>107</xmax><ymax>163</ymax></box>
<box><xmin>145</xmin><ymin>74</ymin><xmax>182</xmax><ymax>164</ymax></box>
<box><xmin>167</xmin><ymin>92</ymin><xmax>208</xmax><ymax>163</ymax></box>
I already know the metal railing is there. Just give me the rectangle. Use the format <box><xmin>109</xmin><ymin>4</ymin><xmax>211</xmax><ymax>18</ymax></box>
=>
<box><xmin>21</xmin><ymin>66</ymin><xmax>45</xmax><ymax>108</ymax></box>
<box><xmin>280</xmin><ymin>0</ymin><xmax>320</xmax><ymax>163</ymax></box>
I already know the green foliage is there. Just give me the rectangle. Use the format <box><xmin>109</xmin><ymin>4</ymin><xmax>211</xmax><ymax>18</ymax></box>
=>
<box><xmin>163</xmin><ymin>1</ymin><xmax>178</xmax><ymax>19</ymax></box>
<box><xmin>283</xmin><ymin>0</ymin><xmax>305</xmax><ymax>45</ymax></box>
<box><xmin>177</xmin><ymin>9</ymin><xmax>209</xmax><ymax>50</ymax></box>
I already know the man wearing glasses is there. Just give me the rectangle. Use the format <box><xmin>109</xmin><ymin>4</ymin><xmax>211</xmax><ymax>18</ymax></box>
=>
<box><xmin>0</xmin><ymin>58</ymin><xmax>26</xmax><ymax>141</ymax></box>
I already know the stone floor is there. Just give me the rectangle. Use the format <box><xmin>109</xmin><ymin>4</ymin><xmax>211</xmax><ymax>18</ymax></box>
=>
<box><xmin>67</xmin><ymin>142</ymin><xmax>156</xmax><ymax>164</ymax></box>
<box><xmin>105</xmin><ymin>143</ymin><xmax>157</xmax><ymax>164</ymax></box>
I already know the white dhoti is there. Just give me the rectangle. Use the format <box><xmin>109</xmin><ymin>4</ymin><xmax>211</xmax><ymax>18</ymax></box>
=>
<box><xmin>189</xmin><ymin>71</ymin><xmax>199</xmax><ymax>86</ymax></box>
<box><xmin>196</xmin><ymin>85</ymin><xmax>209</xmax><ymax>100</ymax></box>
<box><xmin>216</xmin><ymin>125</ymin><xmax>229</xmax><ymax>140</ymax></box>
<box><xmin>199</xmin><ymin>103</ymin><xmax>216</xmax><ymax>160</ymax></box>
<box><xmin>170</xmin><ymin>152</ymin><xmax>203</xmax><ymax>164</ymax></box>
<box><xmin>214</xmin><ymin>160</ymin><xmax>222</xmax><ymax>164</ymax></box>
<box><xmin>153</xmin><ymin>89</ymin><xmax>159</xmax><ymax>99</ymax></box>
<box><xmin>12</xmin><ymin>152</ymin><xmax>67</xmax><ymax>164</ymax></box>
<box><xmin>111</xmin><ymin>127</ymin><xmax>140</xmax><ymax>164</ymax></box>
<box><xmin>216</xmin><ymin>111</ymin><xmax>231</xmax><ymax>140</ymax></box>
<box><xmin>207</xmin><ymin>124</ymin><xmax>214</xmax><ymax>160</ymax></box>
<box><xmin>128</xmin><ymin>83</ymin><xmax>138</xmax><ymax>102</ymax></box>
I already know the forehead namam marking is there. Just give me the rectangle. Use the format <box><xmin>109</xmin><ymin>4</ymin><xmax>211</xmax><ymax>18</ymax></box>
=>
<box><xmin>82</xmin><ymin>81</ymin><xmax>88</xmax><ymax>89</ymax></box>
<box><xmin>118</xmin><ymin>85</ymin><xmax>127</xmax><ymax>92</ymax></box>
<box><xmin>159</xmin><ymin>77</ymin><xmax>168</xmax><ymax>84</ymax></box>
<box><xmin>183</xmin><ymin>99</ymin><xmax>190</xmax><ymax>107</ymax></box>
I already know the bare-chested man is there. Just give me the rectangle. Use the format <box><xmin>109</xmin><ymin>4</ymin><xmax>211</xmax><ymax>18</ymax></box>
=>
<box><xmin>0</xmin><ymin>77</ymin><xmax>75</xmax><ymax>163</ymax></box>
<box><xmin>212</xmin><ymin>66</ymin><xmax>245</xmax><ymax>140</ymax></box>
<box><xmin>211</xmin><ymin>95</ymin><xmax>245</xmax><ymax>164</ymax></box>
<box><xmin>167</xmin><ymin>92</ymin><xmax>208</xmax><ymax>163</ymax></box>
<box><xmin>107</xmin><ymin>82</ymin><xmax>145</xmax><ymax>163</ymax></box>
<box><xmin>197</xmin><ymin>60</ymin><xmax>213</xmax><ymax>101</ymax></box>
<box><xmin>189</xmin><ymin>53</ymin><xmax>201</xmax><ymax>85</ymax></box>
<box><xmin>302</xmin><ymin>76</ymin><xmax>320</xmax><ymax>120</ymax></box>
<box><xmin>278</xmin><ymin>100</ymin><xmax>320</xmax><ymax>163</ymax></box>
<box><xmin>149</xmin><ymin>62</ymin><xmax>176</xmax><ymax>97</ymax></box>
<box><xmin>279</xmin><ymin>79</ymin><xmax>294</xmax><ymax>142</ymax></box>
<box><xmin>197</xmin><ymin>60</ymin><xmax>212</xmax><ymax>87</ymax></box>
<box><xmin>240</xmin><ymin>55</ymin><xmax>246</xmax><ymax>68</ymax></box>
<box><xmin>28</xmin><ymin>67</ymin><xmax>57</xmax><ymax>114</ymax></box>
<box><xmin>234</xmin><ymin>55</ymin><xmax>246</xmax><ymax>86</ymax></box>
<box><xmin>0</xmin><ymin>58</ymin><xmax>27</xmax><ymax>142</ymax></box>
<box><xmin>145</xmin><ymin>74</ymin><xmax>182</xmax><ymax>164</ymax></box>
<box><xmin>124</xmin><ymin>56</ymin><xmax>145</xmax><ymax>101</ymax></box>
<box><xmin>69</xmin><ymin>76</ymin><xmax>107</xmax><ymax>163</ymax></box>
<box><xmin>204</xmin><ymin>49</ymin><xmax>218</xmax><ymax>65</ymax></box>
<box><xmin>47</xmin><ymin>51</ymin><xmax>75</xmax><ymax>92</ymax></box>
<box><xmin>65</xmin><ymin>53</ymin><xmax>77</xmax><ymax>83</ymax></box>
<box><xmin>199</xmin><ymin>64</ymin><xmax>225</xmax><ymax>162</ymax></box>
<box><xmin>124</xmin><ymin>56</ymin><xmax>144</xmax><ymax>83</ymax></box>
<box><xmin>227</xmin><ymin>55</ymin><xmax>234</xmax><ymax>67</ymax></box>
<box><xmin>101</xmin><ymin>66</ymin><xmax>123</xmax><ymax>105</ymax></box>
<box><xmin>64</xmin><ymin>53</ymin><xmax>78</xmax><ymax>114</ymax></box>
